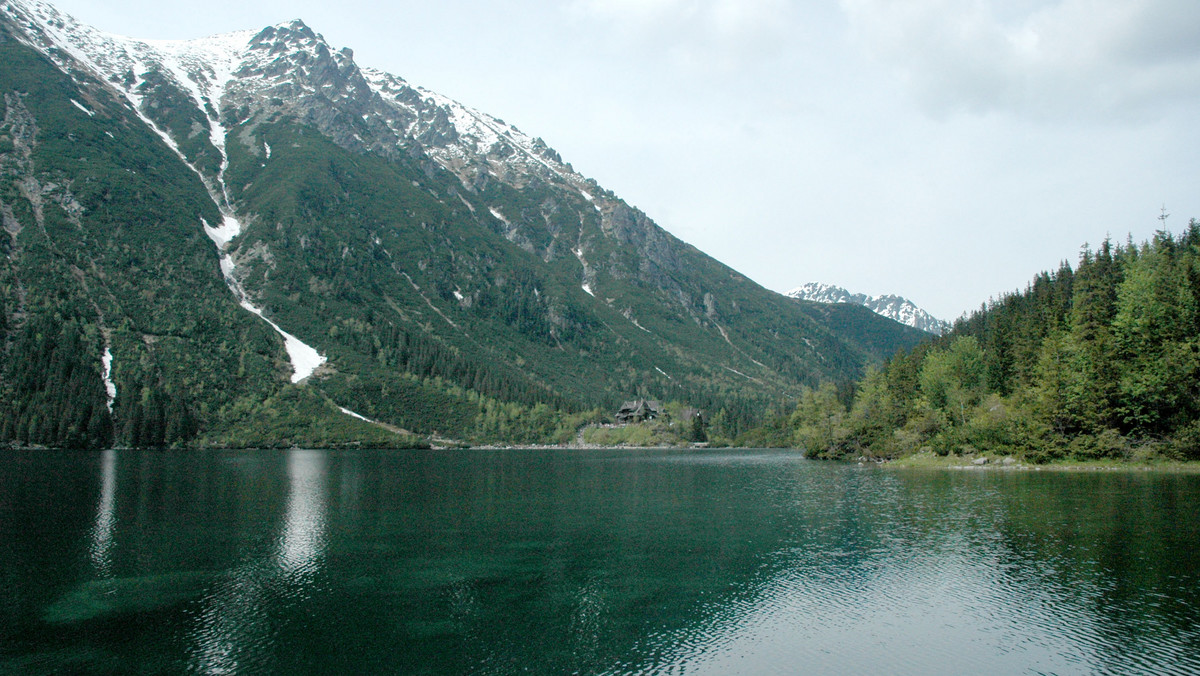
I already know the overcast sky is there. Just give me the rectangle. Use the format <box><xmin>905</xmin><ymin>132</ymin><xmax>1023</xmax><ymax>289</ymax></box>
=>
<box><xmin>43</xmin><ymin>0</ymin><xmax>1200</xmax><ymax>320</ymax></box>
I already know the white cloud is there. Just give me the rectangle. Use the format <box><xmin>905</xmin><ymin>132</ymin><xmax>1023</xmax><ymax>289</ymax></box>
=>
<box><xmin>839</xmin><ymin>0</ymin><xmax>1200</xmax><ymax>120</ymax></box>
<box><xmin>571</xmin><ymin>0</ymin><xmax>684</xmax><ymax>25</ymax></box>
<box><xmin>706</xmin><ymin>0</ymin><xmax>789</xmax><ymax>38</ymax></box>
<box><xmin>568</xmin><ymin>0</ymin><xmax>794</xmax><ymax>67</ymax></box>
<box><xmin>573</xmin><ymin>0</ymin><xmax>788</xmax><ymax>30</ymax></box>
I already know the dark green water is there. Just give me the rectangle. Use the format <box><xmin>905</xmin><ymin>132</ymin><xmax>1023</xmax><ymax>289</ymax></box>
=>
<box><xmin>2</xmin><ymin>448</ymin><xmax>1199</xmax><ymax>674</ymax></box>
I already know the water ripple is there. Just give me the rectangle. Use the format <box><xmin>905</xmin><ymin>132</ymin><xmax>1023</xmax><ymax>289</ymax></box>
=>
<box><xmin>10</xmin><ymin>449</ymin><xmax>1200</xmax><ymax>674</ymax></box>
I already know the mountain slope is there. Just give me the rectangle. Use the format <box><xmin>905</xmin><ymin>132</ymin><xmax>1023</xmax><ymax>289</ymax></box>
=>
<box><xmin>0</xmin><ymin>22</ymin><xmax>409</xmax><ymax>448</ymax></box>
<box><xmin>0</xmin><ymin>0</ymin><xmax>926</xmax><ymax>447</ymax></box>
<box><xmin>786</xmin><ymin>282</ymin><xmax>950</xmax><ymax>335</ymax></box>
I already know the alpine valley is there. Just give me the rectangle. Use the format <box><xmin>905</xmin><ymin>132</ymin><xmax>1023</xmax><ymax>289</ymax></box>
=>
<box><xmin>0</xmin><ymin>0</ymin><xmax>925</xmax><ymax>449</ymax></box>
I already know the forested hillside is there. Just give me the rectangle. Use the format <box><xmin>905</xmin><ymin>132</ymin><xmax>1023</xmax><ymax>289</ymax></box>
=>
<box><xmin>0</xmin><ymin>37</ymin><xmax>413</xmax><ymax>449</ymax></box>
<box><xmin>761</xmin><ymin>225</ymin><xmax>1200</xmax><ymax>462</ymax></box>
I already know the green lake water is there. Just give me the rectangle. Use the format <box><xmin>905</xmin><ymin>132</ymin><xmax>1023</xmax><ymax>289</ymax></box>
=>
<box><xmin>2</xmin><ymin>448</ymin><xmax>1199</xmax><ymax>674</ymax></box>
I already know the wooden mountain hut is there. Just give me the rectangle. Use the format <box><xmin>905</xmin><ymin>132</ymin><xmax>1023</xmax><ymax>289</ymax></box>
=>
<box><xmin>615</xmin><ymin>399</ymin><xmax>661</xmax><ymax>424</ymax></box>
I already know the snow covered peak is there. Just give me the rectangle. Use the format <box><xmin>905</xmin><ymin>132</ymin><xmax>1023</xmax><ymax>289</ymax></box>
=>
<box><xmin>2</xmin><ymin>1</ymin><xmax>358</xmax><ymax>117</ymax></box>
<box><xmin>4</xmin><ymin>0</ymin><xmax>250</xmax><ymax>84</ymax></box>
<box><xmin>785</xmin><ymin>282</ymin><xmax>856</xmax><ymax>305</ymax></box>
<box><xmin>3</xmin><ymin>0</ymin><xmax>258</xmax><ymax>136</ymax></box>
<box><xmin>786</xmin><ymin>283</ymin><xmax>950</xmax><ymax>335</ymax></box>
<box><xmin>255</xmin><ymin>19</ymin><xmax>320</xmax><ymax>43</ymax></box>
<box><xmin>4</xmin><ymin>0</ymin><xmax>597</xmax><ymax>204</ymax></box>
<box><xmin>243</xmin><ymin>19</ymin><xmax>351</xmax><ymax>70</ymax></box>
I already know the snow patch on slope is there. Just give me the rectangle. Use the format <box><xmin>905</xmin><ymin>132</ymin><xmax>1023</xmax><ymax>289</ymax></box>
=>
<box><xmin>200</xmin><ymin>216</ymin><xmax>238</xmax><ymax>250</ymax></box>
<box><xmin>6</xmin><ymin>1</ymin><xmax>329</xmax><ymax>383</ymax></box>
<box><xmin>238</xmin><ymin>300</ymin><xmax>326</xmax><ymax>383</ymax></box>
<box><xmin>338</xmin><ymin>407</ymin><xmax>373</xmax><ymax>423</ymax></box>
<box><xmin>70</xmin><ymin>98</ymin><xmax>94</xmax><ymax>116</ymax></box>
<box><xmin>101</xmin><ymin>345</ymin><xmax>116</xmax><ymax>412</ymax></box>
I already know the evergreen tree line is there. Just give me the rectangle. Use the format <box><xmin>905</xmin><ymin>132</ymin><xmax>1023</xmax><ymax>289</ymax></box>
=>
<box><xmin>0</xmin><ymin>315</ymin><xmax>113</xmax><ymax>448</ymax></box>
<box><xmin>773</xmin><ymin>223</ymin><xmax>1200</xmax><ymax>462</ymax></box>
<box><xmin>0</xmin><ymin>312</ymin><xmax>207</xmax><ymax>449</ymax></box>
<box><xmin>326</xmin><ymin>317</ymin><xmax>576</xmax><ymax>412</ymax></box>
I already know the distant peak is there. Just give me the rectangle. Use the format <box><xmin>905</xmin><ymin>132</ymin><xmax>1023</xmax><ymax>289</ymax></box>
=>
<box><xmin>787</xmin><ymin>282</ymin><xmax>949</xmax><ymax>335</ymax></box>
<box><xmin>785</xmin><ymin>282</ymin><xmax>851</xmax><ymax>301</ymax></box>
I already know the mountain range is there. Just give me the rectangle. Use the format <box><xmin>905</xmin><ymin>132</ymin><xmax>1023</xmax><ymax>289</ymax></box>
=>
<box><xmin>0</xmin><ymin>0</ymin><xmax>926</xmax><ymax>448</ymax></box>
<box><xmin>785</xmin><ymin>283</ymin><xmax>951</xmax><ymax>335</ymax></box>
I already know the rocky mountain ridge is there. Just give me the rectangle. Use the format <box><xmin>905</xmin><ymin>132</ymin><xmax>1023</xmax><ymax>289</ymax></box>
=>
<box><xmin>786</xmin><ymin>282</ymin><xmax>950</xmax><ymax>335</ymax></box>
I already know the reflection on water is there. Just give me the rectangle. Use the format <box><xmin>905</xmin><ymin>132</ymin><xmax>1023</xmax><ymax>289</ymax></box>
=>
<box><xmin>603</xmin><ymin>465</ymin><xmax>1200</xmax><ymax>675</ymax></box>
<box><xmin>188</xmin><ymin>449</ymin><xmax>329</xmax><ymax>674</ymax></box>
<box><xmin>277</xmin><ymin>449</ymin><xmax>329</xmax><ymax>577</ymax></box>
<box><xmin>2</xmin><ymin>449</ymin><xmax>1200</xmax><ymax>674</ymax></box>
<box><xmin>88</xmin><ymin>449</ymin><xmax>117</xmax><ymax>577</ymax></box>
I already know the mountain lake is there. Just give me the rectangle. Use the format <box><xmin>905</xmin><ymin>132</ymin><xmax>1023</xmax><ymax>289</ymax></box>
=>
<box><xmin>2</xmin><ymin>447</ymin><xmax>1198</xmax><ymax>674</ymax></box>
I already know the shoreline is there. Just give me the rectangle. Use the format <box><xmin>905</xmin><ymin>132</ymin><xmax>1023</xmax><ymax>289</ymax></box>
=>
<box><xmin>884</xmin><ymin>451</ymin><xmax>1200</xmax><ymax>473</ymax></box>
<box><xmin>5</xmin><ymin>444</ymin><xmax>1200</xmax><ymax>472</ymax></box>
<box><xmin>462</xmin><ymin>442</ymin><xmax>714</xmax><ymax>451</ymax></box>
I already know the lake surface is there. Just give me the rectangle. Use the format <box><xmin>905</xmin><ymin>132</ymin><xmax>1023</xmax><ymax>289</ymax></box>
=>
<box><xmin>2</xmin><ymin>448</ymin><xmax>1199</xmax><ymax>674</ymax></box>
